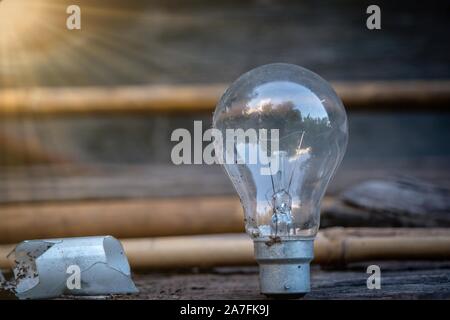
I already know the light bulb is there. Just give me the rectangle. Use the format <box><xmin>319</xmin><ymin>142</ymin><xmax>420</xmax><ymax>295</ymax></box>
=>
<box><xmin>213</xmin><ymin>63</ymin><xmax>348</xmax><ymax>297</ymax></box>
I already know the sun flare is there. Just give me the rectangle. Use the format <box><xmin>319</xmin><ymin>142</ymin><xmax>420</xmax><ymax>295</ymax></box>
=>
<box><xmin>0</xmin><ymin>0</ymin><xmax>52</xmax><ymax>50</ymax></box>
<box><xmin>0</xmin><ymin>0</ymin><xmax>155</xmax><ymax>87</ymax></box>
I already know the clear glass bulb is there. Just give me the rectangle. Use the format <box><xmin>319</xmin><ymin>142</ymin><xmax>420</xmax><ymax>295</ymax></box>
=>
<box><xmin>213</xmin><ymin>63</ymin><xmax>348</xmax><ymax>296</ymax></box>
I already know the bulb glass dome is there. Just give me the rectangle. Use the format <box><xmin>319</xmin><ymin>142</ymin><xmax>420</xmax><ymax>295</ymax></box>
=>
<box><xmin>213</xmin><ymin>63</ymin><xmax>348</xmax><ymax>241</ymax></box>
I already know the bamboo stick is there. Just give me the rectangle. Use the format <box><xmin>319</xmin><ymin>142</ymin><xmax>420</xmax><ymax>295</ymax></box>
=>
<box><xmin>0</xmin><ymin>84</ymin><xmax>224</xmax><ymax>116</ymax></box>
<box><xmin>314</xmin><ymin>228</ymin><xmax>450</xmax><ymax>265</ymax></box>
<box><xmin>0</xmin><ymin>196</ymin><xmax>245</xmax><ymax>244</ymax></box>
<box><xmin>0</xmin><ymin>196</ymin><xmax>338</xmax><ymax>244</ymax></box>
<box><xmin>0</xmin><ymin>81</ymin><xmax>449</xmax><ymax>117</ymax></box>
<box><xmin>1</xmin><ymin>229</ymin><xmax>450</xmax><ymax>270</ymax></box>
<box><xmin>124</xmin><ymin>234</ymin><xmax>254</xmax><ymax>269</ymax></box>
<box><xmin>333</xmin><ymin>80</ymin><xmax>450</xmax><ymax>110</ymax></box>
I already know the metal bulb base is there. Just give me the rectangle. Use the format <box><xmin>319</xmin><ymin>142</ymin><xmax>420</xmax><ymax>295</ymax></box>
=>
<box><xmin>254</xmin><ymin>239</ymin><xmax>314</xmax><ymax>297</ymax></box>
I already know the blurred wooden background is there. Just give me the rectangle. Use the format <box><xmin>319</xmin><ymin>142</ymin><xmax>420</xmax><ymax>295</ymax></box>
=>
<box><xmin>1</xmin><ymin>0</ymin><xmax>450</xmax><ymax>299</ymax></box>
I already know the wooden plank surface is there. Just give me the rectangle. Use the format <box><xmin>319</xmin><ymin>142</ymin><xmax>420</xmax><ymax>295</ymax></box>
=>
<box><xmin>1</xmin><ymin>158</ymin><xmax>450</xmax><ymax>204</ymax></box>
<box><xmin>112</xmin><ymin>261</ymin><xmax>450</xmax><ymax>299</ymax></box>
<box><xmin>2</xmin><ymin>1</ymin><xmax>449</xmax><ymax>89</ymax></box>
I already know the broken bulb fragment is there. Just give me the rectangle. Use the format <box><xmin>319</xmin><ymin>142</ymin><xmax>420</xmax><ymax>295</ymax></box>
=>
<box><xmin>5</xmin><ymin>236</ymin><xmax>138</xmax><ymax>299</ymax></box>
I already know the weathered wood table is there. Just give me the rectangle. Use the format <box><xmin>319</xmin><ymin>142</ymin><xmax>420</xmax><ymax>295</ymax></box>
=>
<box><xmin>113</xmin><ymin>261</ymin><xmax>450</xmax><ymax>300</ymax></box>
